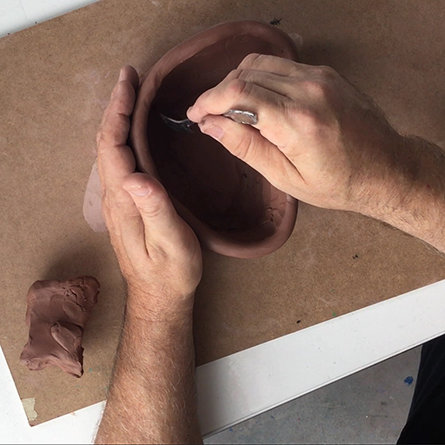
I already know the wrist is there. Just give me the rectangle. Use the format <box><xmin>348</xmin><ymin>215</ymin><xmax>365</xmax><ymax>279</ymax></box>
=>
<box><xmin>356</xmin><ymin>135</ymin><xmax>445</xmax><ymax>252</ymax></box>
<box><xmin>351</xmin><ymin>133</ymin><xmax>413</xmax><ymax>218</ymax></box>
<box><xmin>125</xmin><ymin>284</ymin><xmax>196</xmax><ymax>322</ymax></box>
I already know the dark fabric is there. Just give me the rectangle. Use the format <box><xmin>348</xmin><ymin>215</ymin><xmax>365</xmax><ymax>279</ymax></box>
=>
<box><xmin>398</xmin><ymin>335</ymin><xmax>445</xmax><ymax>444</ymax></box>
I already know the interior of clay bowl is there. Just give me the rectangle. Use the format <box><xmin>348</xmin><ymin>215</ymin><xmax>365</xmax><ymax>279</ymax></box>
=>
<box><xmin>143</xmin><ymin>23</ymin><xmax>299</xmax><ymax>257</ymax></box>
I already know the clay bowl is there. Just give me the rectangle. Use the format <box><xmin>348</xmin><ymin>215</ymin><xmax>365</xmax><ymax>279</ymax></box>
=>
<box><xmin>130</xmin><ymin>20</ymin><xmax>299</xmax><ymax>258</ymax></box>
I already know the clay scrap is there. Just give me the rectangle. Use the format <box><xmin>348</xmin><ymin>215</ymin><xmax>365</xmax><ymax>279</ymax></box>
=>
<box><xmin>20</xmin><ymin>276</ymin><xmax>99</xmax><ymax>378</ymax></box>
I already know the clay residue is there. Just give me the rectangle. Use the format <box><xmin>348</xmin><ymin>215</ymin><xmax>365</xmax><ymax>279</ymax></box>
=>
<box><xmin>83</xmin><ymin>161</ymin><xmax>107</xmax><ymax>232</ymax></box>
<box><xmin>20</xmin><ymin>276</ymin><xmax>100</xmax><ymax>378</ymax></box>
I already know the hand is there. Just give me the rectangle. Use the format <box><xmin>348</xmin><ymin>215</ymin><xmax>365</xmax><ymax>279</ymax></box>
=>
<box><xmin>187</xmin><ymin>53</ymin><xmax>405</xmax><ymax>216</ymax></box>
<box><xmin>96</xmin><ymin>66</ymin><xmax>202</xmax><ymax>319</ymax></box>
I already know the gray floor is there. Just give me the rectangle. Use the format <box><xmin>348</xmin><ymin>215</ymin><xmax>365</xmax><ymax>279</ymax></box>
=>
<box><xmin>205</xmin><ymin>347</ymin><xmax>421</xmax><ymax>444</ymax></box>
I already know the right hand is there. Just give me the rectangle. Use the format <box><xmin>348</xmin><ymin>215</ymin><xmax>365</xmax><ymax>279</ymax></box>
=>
<box><xmin>187</xmin><ymin>53</ymin><xmax>405</xmax><ymax>216</ymax></box>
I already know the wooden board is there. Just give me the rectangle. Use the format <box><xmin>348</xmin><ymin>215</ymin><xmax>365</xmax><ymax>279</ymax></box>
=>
<box><xmin>1</xmin><ymin>0</ymin><xmax>445</xmax><ymax>425</ymax></box>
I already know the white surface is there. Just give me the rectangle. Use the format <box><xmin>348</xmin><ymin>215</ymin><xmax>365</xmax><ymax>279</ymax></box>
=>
<box><xmin>0</xmin><ymin>344</ymin><xmax>104</xmax><ymax>444</ymax></box>
<box><xmin>0</xmin><ymin>0</ymin><xmax>99</xmax><ymax>37</ymax></box>
<box><xmin>2</xmin><ymin>1</ymin><xmax>445</xmax><ymax>443</ymax></box>
<box><xmin>2</xmin><ymin>279</ymin><xmax>445</xmax><ymax>443</ymax></box>
<box><xmin>196</xmin><ymin>279</ymin><xmax>445</xmax><ymax>435</ymax></box>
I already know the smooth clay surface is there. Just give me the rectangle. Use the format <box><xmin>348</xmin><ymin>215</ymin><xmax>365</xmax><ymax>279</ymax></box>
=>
<box><xmin>20</xmin><ymin>276</ymin><xmax>100</xmax><ymax>378</ymax></box>
<box><xmin>131</xmin><ymin>21</ymin><xmax>300</xmax><ymax>258</ymax></box>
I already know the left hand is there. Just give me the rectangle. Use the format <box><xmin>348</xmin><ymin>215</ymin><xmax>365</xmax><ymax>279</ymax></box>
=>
<box><xmin>96</xmin><ymin>66</ymin><xmax>202</xmax><ymax>319</ymax></box>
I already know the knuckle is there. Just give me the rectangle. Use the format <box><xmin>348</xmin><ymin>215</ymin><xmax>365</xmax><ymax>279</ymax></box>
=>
<box><xmin>226</xmin><ymin>78</ymin><xmax>253</xmax><ymax>102</ymax></box>
<box><xmin>232</xmin><ymin>68</ymin><xmax>251</xmax><ymax>83</ymax></box>
<box><xmin>230</xmin><ymin>68</ymin><xmax>244</xmax><ymax>80</ymax></box>
<box><xmin>230</xmin><ymin>131</ymin><xmax>255</xmax><ymax>160</ymax></box>
<box><xmin>288</xmin><ymin>63</ymin><xmax>302</xmax><ymax>78</ymax></box>
<box><xmin>102</xmin><ymin>188</ymin><xmax>132</xmax><ymax>214</ymax></box>
<box><xmin>223</xmin><ymin>69</ymin><xmax>241</xmax><ymax>83</ymax></box>
<box><xmin>140</xmin><ymin>203</ymin><xmax>164</xmax><ymax>219</ymax></box>
<box><xmin>239</xmin><ymin>53</ymin><xmax>262</xmax><ymax>69</ymax></box>
<box><xmin>138</xmin><ymin>191</ymin><xmax>169</xmax><ymax>219</ymax></box>
<box><xmin>317</xmin><ymin>65</ymin><xmax>338</xmax><ymax>80</ymax></box>
<box><xmin>308</xmin><ymin>80</ymin><xmax>327</xmax><ymax>98</ymax></box>
<box><xmin>301</xmin><ymin>78</ymin><xmax>333</xmax><ymax>102</ymax></box>
<box><xmin>231</xmin><ymin>67</ymin><xmax>255</xmax><ymax>85</ymax></box>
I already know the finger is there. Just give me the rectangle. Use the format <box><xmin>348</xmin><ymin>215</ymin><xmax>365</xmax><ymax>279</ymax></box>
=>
<box><xmin>187</xmin><ymin>54</ymin><xmax>305</xmax><ymax>122</ymax></box>
<box><xmin>237</xmin><ymin>53</ymin><xmax>304</xmax><ymax>77</ymax></box>
<box><xmin>239</xmin><ymin>55</ymin><xmax>338</xmax><ymax>95</ymax></box>
<box><xmin>222</xmin><ymin>68</ymin><xmax>300</xmax><ymax>98</ymax></box>
<box><xmin>187</xmin><ymin>76</ymin><xmax>284</xmax><ymax>125</ymax></box>
<box><xmin>122</xmin><ymin>173</ymin><xmax>192</xmax><ymax>255</ymax></box>
<box><xmin>96</xmin><ymin>66</ymin><xmax>141</xmax><ymax>250</ymax></box>
<box><xmin>198</xmin><ymin>116</ymin><xmax>302</xmax><ymax>193</ymax></box>
<box><xmin>188</xmin><ymin>75</ymin><xmax>301</xmax><ymax>149</ymax></box>
<box><xmin>120</xmin><ymin>65</ymin><xmax>139</xmax><ymax>91</ymax></box>
<box><xmin>97</xmin><ymin>67</ymin><xmax>139</xmax><ymax>191</ymax></box>
<box><xmin>98</xmin><ymin>67</ymin><xmax>138</xmax><ymax>149</ymax></box>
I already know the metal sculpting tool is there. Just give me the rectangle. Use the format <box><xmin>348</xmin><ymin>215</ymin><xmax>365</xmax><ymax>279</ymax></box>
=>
<box><xmin>160</xmin><ymin>109</ymin><xmax>258</xmax><ymax>133</ymax></box>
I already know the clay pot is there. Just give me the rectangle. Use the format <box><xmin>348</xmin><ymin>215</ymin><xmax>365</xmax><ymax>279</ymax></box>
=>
<box><xmin>130</xmin><ymin>20</ymin><xmax>299</xmax><ymax>258</ymax></box>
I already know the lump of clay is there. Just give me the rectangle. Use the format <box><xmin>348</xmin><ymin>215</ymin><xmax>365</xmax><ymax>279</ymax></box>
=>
<box><xmin>20</xmin><ymin>276</ymin><xmax>99</xmax><ymax>378</ymax></box>
<box><xmin>131</xmin><ymin>20</ymin><xmax>299</xmax><ymax>258</ymax></box>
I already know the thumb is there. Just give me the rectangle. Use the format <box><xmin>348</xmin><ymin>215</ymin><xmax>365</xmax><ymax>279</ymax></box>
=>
<box><xmin>122</xmin><ymin>173</ymin><xmax>187</xmax><ymax>250</ymax></box>
<box><xmin>198</xmin><ymin>115</ymin><xmax>295</xmax><ymax>187</ymax></box>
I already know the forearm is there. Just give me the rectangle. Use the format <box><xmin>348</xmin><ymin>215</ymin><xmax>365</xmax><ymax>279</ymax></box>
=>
<box><xmin>361</xmin><ymin>135</ymin><xmax>445</xmax><ymax>254</ymax></box>
<box><xmin>95</xmin><ymin>292</ymin><xmax>202</xmax><ymax>444</ymax></box>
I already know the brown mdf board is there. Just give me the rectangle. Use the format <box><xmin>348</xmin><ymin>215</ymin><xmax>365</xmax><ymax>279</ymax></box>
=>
<box><xmin>1</xmin><ymin>0</ymin><xmax>445</xmax><ymax>426</ymax></box>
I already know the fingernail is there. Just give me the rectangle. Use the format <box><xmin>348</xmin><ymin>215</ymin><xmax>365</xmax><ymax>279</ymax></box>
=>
<box><xmin>199</xmin><ymin>123</ymin><xmax>224</xmax><ymax>141</ymax></box>
<box><xmin>118</xmin><ymin>67</ymin><xmax>125</xmax><ymax>82</ymax></box>
<box><xmin>127</xmin><ymin>185</ymin><xmax>151</xmax><ymax>197</ymax></box>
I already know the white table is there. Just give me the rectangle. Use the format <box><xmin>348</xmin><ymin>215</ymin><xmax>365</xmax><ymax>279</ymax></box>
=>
<box><xmin>2</xmin><ymin>1</ymin><xmax>445</xmax><ymax>442</ymax></box>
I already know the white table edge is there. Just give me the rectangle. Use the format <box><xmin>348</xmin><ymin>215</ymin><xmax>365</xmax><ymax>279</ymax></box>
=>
<box><xmin>2</xmin><ymin>279</ymin><xmax>445</xmax><ymax>443</ymax></box>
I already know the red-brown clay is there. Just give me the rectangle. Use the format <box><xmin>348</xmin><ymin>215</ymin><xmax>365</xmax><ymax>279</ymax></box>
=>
<box><xmin>131</xmin><ymin>21</ymin><xmax>299</xmax><ymax>258</ymax></box>
<box><xmin>20</xmin><ymin>276</ymin><xmax>99</xmax><ymax>378</ymax></box>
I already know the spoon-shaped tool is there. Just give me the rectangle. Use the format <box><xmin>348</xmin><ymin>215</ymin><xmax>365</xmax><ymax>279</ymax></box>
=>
<box><xmin>160</xmin><ymin>109</ymin><xmax>258</xmax><ymax>133</ymax></box>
